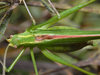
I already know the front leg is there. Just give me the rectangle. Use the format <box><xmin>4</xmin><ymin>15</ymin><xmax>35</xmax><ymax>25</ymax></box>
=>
<box><xmin>40</xmin><ymin>48</ymin><xmax>97</xmax><ymax>75</ymax></box>
<box><xmin>0</xmin><ymin>48</ymin><xmax>26</xmax><ymax>74</ymax></box>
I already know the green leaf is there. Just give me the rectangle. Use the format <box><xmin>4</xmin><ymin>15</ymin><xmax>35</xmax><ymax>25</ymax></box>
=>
<box><xmin>0</xmin><ymin>11</ymin><xmax>12</xmax><ymax>40</ymax></box>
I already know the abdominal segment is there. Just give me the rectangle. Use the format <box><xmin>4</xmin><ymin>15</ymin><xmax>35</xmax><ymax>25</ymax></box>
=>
<box><xmin>44</xmin><ymin>42</ymin><xmax>92</xmax><ymax>52</ymax></box>
<box><xmin>35</xmin><ymin>35</ymin><xmax>93</xmax><ymax>52</ymax></box>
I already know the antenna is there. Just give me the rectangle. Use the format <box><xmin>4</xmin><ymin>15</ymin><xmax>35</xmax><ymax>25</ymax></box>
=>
<box><xmin>0</xmin><ymin>32</ymin><xmax>8</xmax><ymax>41</ymax></box>
<box><xmin>0</xmin><ymin>32</ymin><xmax>10</xmax><ymax>75</ymax></box>
<box><xmin>2</xmin><ymin>45</ymin><xmax>9</xmax><ymax>75</ymax></box>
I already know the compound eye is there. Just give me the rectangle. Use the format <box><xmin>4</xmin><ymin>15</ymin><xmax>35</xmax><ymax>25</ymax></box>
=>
<box><xmin>10</xmin><ymin>35</ymin><xmax>13</xmax><ymax>38</ymax></box>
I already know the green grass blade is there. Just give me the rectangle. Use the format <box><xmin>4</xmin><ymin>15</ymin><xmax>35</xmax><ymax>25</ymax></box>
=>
<box><xmin>0</xmin><ymin>11</ymin><xmax>12</xmax><ymax>40</ymax></box>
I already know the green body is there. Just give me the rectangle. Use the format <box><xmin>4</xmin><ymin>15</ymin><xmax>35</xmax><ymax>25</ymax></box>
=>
<box><xmin>9</xmin><ymin>29</ymin><xmax>100</xmax><ymax>52</ymax></box>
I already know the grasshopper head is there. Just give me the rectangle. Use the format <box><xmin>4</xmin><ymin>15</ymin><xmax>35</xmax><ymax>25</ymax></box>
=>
<box><xmin>8</xmin><ymin>31</ymin><xmax>35</xmax><ymax>48</ymax></box>
<box><xmin>8</xmin><ymin>34</ymin><xmax>22</xmax><ymax>48</ymax></box>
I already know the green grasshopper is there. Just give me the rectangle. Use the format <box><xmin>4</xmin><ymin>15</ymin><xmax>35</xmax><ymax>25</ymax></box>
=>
<box><xmin>1</xmin><ymin>0</ymin><xmax>99</xmax><ymax>75</ymax></box>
